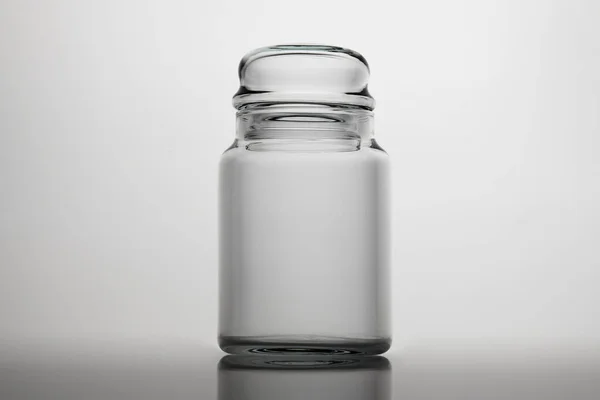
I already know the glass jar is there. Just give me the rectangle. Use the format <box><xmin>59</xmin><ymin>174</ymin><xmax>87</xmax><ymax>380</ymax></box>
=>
<box><xmin>219</xmin><ymin>45</ymin><xmax>390</xmax><ymax>355</ymax></box>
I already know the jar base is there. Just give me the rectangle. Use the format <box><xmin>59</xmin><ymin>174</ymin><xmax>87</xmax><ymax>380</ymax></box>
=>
<box><xmin>219</xmin><ymin>335</ymin><xmax>391</xmax><ymax>355</ymax></box>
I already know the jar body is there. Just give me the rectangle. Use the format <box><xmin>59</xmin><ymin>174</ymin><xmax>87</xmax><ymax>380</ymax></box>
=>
<box><xmin>219</xmin><ymin>105</ymin><xmax>390</xmax><ymax>355</ymax></box>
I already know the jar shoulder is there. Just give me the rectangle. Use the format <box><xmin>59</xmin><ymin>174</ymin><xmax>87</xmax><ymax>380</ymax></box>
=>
<box><xmin>220</xmin><ymin>140</ymin><xmax>389</xmax><ymax>163</ymax></box>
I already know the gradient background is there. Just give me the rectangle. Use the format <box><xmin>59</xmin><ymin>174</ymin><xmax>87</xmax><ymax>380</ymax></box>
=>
<box><xmin>1</xmin><ymin>0</ymin><xmax>599</xmax><ymax>356</ymax></box>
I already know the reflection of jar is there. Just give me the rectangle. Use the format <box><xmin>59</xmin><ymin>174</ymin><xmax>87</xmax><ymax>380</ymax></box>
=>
<box><xmin>218</xmin><ymin>356</ymin><xmax>391</xmax><ymax>400</ymax></box>
<box><xmin>219</xmin><ymin>45</ymin><xmax>391</xmax><ymax>355</ymax></box>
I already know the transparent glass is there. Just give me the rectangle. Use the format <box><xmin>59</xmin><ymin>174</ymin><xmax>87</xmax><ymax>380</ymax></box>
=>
<box><xmin>219</xmin><ymin>45</ymin><xmax>391</xmax><ymax>355</ymax></box>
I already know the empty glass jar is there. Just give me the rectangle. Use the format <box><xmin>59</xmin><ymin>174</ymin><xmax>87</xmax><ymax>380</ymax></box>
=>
<box><xmin>219</xmin><ymin>45</ymin><xmax>391</xmax><ymax>355</ymax></box>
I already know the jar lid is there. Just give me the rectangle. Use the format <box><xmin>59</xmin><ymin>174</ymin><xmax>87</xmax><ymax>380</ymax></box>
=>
<box><xmin>233</xmin><ymin>44</ymin><xmax>375</xmax><ymax>110</ymax></box>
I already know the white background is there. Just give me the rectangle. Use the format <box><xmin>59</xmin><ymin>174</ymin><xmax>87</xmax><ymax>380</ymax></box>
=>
<box><xmin>1</xmin><ymin>0</ymin><xmax>599</xmax><ymax>353</ymax></box>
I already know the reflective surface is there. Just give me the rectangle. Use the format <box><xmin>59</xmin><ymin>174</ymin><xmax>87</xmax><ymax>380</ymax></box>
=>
<box><xmin>1</xmin><ymin>344</ymin><xmax>599</xmax><ymax>399</ymax></box>
<box><xmin>219</xmin><ymin>355</ymin><xmax>390</xmax><ymax>400</ymax></box>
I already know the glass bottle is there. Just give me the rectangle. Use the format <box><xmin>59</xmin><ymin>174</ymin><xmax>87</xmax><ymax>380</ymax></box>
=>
<box><xmin>219</xmin><ymin>45</ymin><xmax>390</xmax><ymax>355</ymax></box>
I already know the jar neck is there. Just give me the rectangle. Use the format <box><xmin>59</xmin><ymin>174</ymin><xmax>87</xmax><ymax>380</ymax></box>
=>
<box><xmin>235</xmin><ymin>104</ymin><xmax>374</xmax><ymax>141</ymax></box>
